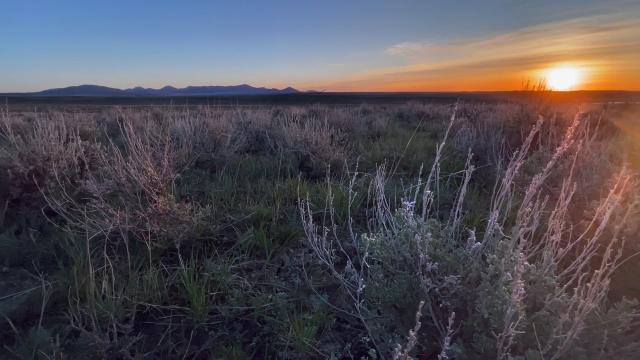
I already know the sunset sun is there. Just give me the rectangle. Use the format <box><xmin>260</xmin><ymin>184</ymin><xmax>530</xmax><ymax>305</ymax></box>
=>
<box><xmin>547</xmin><ymin>66</ymin><xmax>580</xmax><ymax>91</ymax></box>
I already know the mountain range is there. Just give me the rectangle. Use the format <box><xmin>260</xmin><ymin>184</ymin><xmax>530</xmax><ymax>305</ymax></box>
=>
<box><xmin>9</xmin><ymin>84</ymin><xmax>301</xmax><ymax>96</ymax></box>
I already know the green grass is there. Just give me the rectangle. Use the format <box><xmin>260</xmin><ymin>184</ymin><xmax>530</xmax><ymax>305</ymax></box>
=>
<box><xmin>0</xmin><ymin>102</ymin><xmax>638</xmax><ymax>359</ymax></box>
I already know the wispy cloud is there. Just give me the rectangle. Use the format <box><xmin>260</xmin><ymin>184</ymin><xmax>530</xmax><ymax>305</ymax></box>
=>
<box><xmin>318</xmin><ymin>12</ymin><xmax>640</xmax><ymax>91</ymax></box>
<box><xmin>385</xmin><ymin>42</ymin><xmax>436</xmax><ymax>57</ymax></box>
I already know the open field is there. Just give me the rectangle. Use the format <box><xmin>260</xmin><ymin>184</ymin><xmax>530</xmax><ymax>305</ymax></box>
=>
<box><xmin>1</xmin><ymin>100</ymin><xmax>639</xmax><ymax>359</ymax></box>
<box><xmin>3</xmin><ymin>90</ymin><xmax>640</xmax><ymax>108</ymax></box>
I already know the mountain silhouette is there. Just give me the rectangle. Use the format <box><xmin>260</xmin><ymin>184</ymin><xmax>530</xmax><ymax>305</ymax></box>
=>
<box><xmin>26</xmin><ymin>84</ymin><xmax>300</xmax><ymax>96</ymax></box>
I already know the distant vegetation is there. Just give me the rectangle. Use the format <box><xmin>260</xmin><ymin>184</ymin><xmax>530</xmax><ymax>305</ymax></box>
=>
<box><xmin>0</xmin><ymin>102</ymin><xmax>639</xmax><ymax>359</ymax></box>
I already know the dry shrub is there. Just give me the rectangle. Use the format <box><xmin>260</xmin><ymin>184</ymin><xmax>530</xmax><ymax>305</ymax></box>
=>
<box><xmin>278</xmin><ymin>112</ymin><xmax>348</xmax><ymax>166</ymax></box>
<box><xmin>323</xmin><ymin>105</ymin><xmax>390</xmax><ymax>138</ymax></box>
<box><xmin>41</xmin><ymin>110</ymin><xmax>210</xmax><ymax>252</ymax></box>
<box><xmin>300</xmin><ymin>108</ymin><xmax>640</xmax><ymax>358</ymax></box>
<box><xmin>0</xmin><ymin>111</ymin><xmax>98</xmax><ymax>230</ymax></box>
<box><xmin>168</xmin><ymin>107</ymin><xmax>248</xmax><ymax>169</ymax></box>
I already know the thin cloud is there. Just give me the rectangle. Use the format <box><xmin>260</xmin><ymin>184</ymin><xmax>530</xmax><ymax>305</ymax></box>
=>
<box><xmin>321</xmin><ymin>12</ymin><xmax>640</xmax><ymax>91</ymax></box>
<box><xmin>385</xmin><ymin>42</ymin><xmax>437</xmax><ymax>57</ymax></box>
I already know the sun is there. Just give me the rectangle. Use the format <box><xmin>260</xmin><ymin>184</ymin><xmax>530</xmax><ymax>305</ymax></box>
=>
<box><xmin>546</xmin><ymin>67</ymin><xmax>580</xmax><ymax>91</ymax></box>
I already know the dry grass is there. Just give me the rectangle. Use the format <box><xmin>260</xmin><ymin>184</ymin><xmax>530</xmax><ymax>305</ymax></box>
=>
<box><xmin>1</xmin><ymin>102</ymin><xmax>638</xmax><ymax>359</ymax></box>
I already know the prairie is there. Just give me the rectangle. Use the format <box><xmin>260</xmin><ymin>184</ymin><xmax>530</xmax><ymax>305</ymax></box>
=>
<box><xmin>0</xmin><ymin>101</ymin><xmax>639</xmax><ymax>359</ymax></box>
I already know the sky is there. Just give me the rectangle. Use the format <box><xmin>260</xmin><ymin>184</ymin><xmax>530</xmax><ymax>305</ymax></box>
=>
<box><xmin>2</xmin><ymin>0</ymin><xmax>639</xmax><ymax>92</ymax></box>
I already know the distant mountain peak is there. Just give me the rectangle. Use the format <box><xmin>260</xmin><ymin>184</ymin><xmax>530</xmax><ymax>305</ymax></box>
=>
<box><xmin>27</xmin><ymin>84</ymin><xmax>300</xmax><ymax>97</ymax></box>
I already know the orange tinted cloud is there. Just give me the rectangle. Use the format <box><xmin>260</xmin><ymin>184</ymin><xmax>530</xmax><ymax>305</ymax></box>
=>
<box><xmin>307</xmin><ymin>13</ymin><xmax>640</xmax><ymax>91</ymax></box>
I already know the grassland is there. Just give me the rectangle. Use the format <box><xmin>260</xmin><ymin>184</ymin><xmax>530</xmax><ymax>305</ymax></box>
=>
<box><xmin>0</xmin><ymin>101</ymin><xmax>639</xmax><ymax>359</ymax></box>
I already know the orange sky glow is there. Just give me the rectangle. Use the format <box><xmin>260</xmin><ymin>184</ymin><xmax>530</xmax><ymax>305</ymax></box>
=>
<box><xmin>301</xmin><ymin>14</ymin><xmax>640</xmax><ymax>92</ymax></box>
<box><xmin>3</xmin><ymin>2</ymin><xmax>639</xmax><ymax>93</ymax></box>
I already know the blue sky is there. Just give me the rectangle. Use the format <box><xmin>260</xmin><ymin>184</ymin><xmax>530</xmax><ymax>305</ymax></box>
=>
<box><xmin>2</xmin><ymin>0</ymin><xmax>639</xmax><ymax>91</ymax></box>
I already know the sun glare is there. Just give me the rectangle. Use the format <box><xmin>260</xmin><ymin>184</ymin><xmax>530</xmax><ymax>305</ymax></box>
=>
<box><xmin>547</xmin><ymin>67</ymin><xmax>580</xmax><ymax>91</ymax></box>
